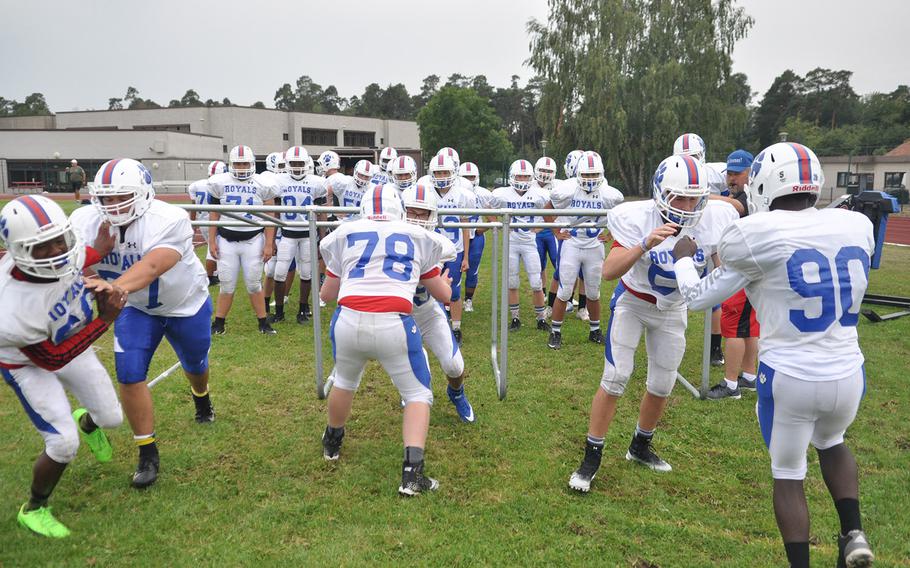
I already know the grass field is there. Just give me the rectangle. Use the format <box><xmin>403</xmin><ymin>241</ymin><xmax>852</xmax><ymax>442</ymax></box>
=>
<box><xmin>1</xmin><ymin>201</ymin><xmax>909</xmax><ymax>566</ymax></box>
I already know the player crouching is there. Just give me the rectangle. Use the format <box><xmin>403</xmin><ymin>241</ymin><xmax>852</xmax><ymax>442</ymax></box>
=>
<box><xmin>402</xmin><ymin>183</ymin><xmax>475</xmax><ymax>423</ymax></box>
<box><xmin>0</xmin><ymin>196</ymin><xmax>127</xmax><ymax>537</ymax></box>
<box><xmin>319</xmin><ymin>184</ymin><xmax>453</xmax><ymax>495</ymax></box>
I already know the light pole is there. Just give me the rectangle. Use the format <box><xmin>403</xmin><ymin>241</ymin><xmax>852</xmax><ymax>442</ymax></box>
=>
<box><xmin>541</xmin><ymin>139</ymin><xmax>548</xmax><ymax>158</ymax></box>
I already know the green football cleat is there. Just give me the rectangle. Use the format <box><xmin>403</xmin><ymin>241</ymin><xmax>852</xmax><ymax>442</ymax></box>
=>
<box><xmin>18</xmin><ymin>504</ymin><xmax>70</xmax><ymax>538</ymax></box>
<box><xmin>72</xmin><ymin>408</ymin><xmax>113</xmax><ymax>463</ymax></box>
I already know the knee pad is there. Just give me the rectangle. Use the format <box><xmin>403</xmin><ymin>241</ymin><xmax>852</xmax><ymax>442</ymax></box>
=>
<box><xmin>599</xmin><ymin>361</ymin><xmax>629</xmax><ymax>397</ymax></box>
<box><xmin>645</xmin><ymin>371</ymin><xmax>677</xmax><ymax>398</ymax></box>
<box><xmin>46</xmin><ymin>431</ymin><xmax>80</xmax><ymax>464</ymax></box>
<box><xmin>218</xmin><ymin>276</ymin><xmax>237</xmax><ymax>294</ymax></box>
<box><xmin>528</xmin><ymin>271</ymin><xmax>543</xmax><ymax>292</ymax></box>
<box><xmin>442</xmin><ymin>351</ymin><xmax>465</xmax><ymax>379</ymax></box>
<box><xmin>298</xmin><ymin>260</ymin><xmax>312</xmax><ymax>281</ymax></box>
<box><xmin>508</xmin><ymin>273</ymin><xmax>520</xmax><ymax>290</ymax></box>
<box><xmin>244</xmin><ymin>272</ymin><xmax>263</xmax><ymax>293</ymax></box>
<box><xmin>91</xmin><ymin>406</ymin><xmax>124</xmax><ymax>430</ymax></box>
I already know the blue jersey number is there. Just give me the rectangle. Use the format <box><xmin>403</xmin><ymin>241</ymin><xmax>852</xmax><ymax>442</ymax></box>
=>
<box><xmin>225</xmin><ymin>195</ymin><xmax>255</xmax><ymax>219</ymax></box>
<box><xmin>437</xmin><ymin>215</ymin><xmax>461</xmax><ymax>244</ymax></box>
<box><xmin>194</xmin><ymin>191</ymin><xmax>207</xmax><ymax>205</ymax></box>
<box><xmin>346</xmin><ymin>232</ymin><xmax>415</xmax><ymax>281</ymax></box>
<box><xmin>282</xmin><ymin>194</ymin><xmax>311</xmax><ymax>221</ymax></box>
<box><xmin>146</xmin><ymin>277</ymin><xmax>164</xmax><ymax>309</ymax></box>
<box><xmin>786</xmin><ymin>246</ymin><xmax>869</xmax><ymax>332</ymax></box>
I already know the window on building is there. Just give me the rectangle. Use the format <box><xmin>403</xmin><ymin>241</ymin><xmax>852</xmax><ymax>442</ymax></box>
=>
<box><xmin>884</xmin><ymin>171</ymin><xmax>906</xmax><ymax>188</ymax></box>
<box><xmin>301</xmin><ymin>128</ymin><xmax>337</xmax><ymax>146</ymax></box>
<box><xmin>836</xmin><ymin>171</ymin><xmax>850</xmax><ymax>187</ymax></box>
<box><xmin>283</xmin><ymin>132</ymin><xmax>289</xmax><ymax>141</ymax></box>
<box><xmin>223</xmin><ymin>144</ymin><xmax>228</xmax><ymax>153</ymax></box>
<box><xmin>133</xmin><ymin>124</ymin><xmax>191</xmax><ymax>132</ymax></box>
<box><xmin>856</xmin><ymin>173</ymin><xmax>874</xmax><ymax>190</ymax></box>
<box><xmin>343</xmin><ymin>130</ymin><xmax>375</xmax><ymax>147</ymax></box>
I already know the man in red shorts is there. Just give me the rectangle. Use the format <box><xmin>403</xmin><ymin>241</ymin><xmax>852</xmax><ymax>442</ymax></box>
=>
<box><xmin>707</xmin><ymin>150</ymin><xmax>759</xmax><ymax>399</ymax></box>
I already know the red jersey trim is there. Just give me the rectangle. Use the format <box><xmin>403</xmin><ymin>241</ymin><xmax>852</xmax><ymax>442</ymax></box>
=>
<box><xmin>339</xmin><ymin>295</ymin><xmax>412</xmax><ymax>314</ymax></box>
<box><xmin>419</xmin><ymin>266</ymin><xmax>441</xmax><ymax>280</ymax></box>
<box><xmin>620</xmin><ymin>279</ymin><xmax>657</xmax><ymax>305</ymax></box>
<box><xmin>325</xmin><ymin>270</ymin><xmax>338</xmax><ymax>278</ymax></box>
<box><xmin>0</xmin><ymin>362</ymin><xmax>25</xmax><ymax>370</ymax></box>
<box><xmin>84</xmin><ymin>246</ymin><xmax>101</xmax><ymax>267</ymax></box>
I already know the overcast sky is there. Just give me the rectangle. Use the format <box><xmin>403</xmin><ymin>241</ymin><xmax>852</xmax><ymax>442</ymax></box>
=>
<box><xmin>2</xmin><ymin>0</ymin><xmax>907</xmax><ymax>112</ymax></box>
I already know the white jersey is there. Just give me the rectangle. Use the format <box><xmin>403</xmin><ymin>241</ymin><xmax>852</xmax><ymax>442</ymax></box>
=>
<box><xmin>433</xmin><ymin>186</ymin><xmax>476</xmax><ymax>254</ymax></box>
<box><xmin>70</xmin><ymin>201</ymin><xmax>209</xmax><ymax>317</ymax></box>
<box><xmin>371</xmin><ymin>170</ymin><xmax>391</xmax><ymax>186</ymax></box>
<box><xmin>320</xmin><ymin>219</ymin><xmax>445</xmax><ymax>312</ymax></box>
<box><xmin>720</xmin><ymin>208</ymin><xmax>873</xmax><ymax>381</ymax></box>
<box><xmin>549</xmin><ymin>179</ymin><xmax>624</xmax><ymax>248</ymax></box>
<box><xmin>488</xmin><ymin>185</ymin><xmax>549</xmax><ymax>245</ymax></box>
<box><xmin>413</xmin><ymin>231</ymin><xmax>458</xmax><ymax>308</ymax></box>
<box><xmin>207</xmin><ymin>172</ymin><xmax>280</xmax><ymax>233</ymax></box>
<box><xmin>417</xmin><ymin>175</ymin><xmax>474</xmax><ymax>194</ymax></box>
<box><xmin>274</xmin><ymin>173</ymin><xmax>327</xmax><ymax>230</ymax></box>
<box><xmin>330</xmin><ymin>174</ymin><xmax>368</xmax><ymax>217</ymax></box>
<box><xmin>187</xmin><ymin>178</ymin><xmax>211</xmax><ymax>222</ymax></box>
<box><xmin>608</xmin><ymin>199</ymin><xmax>738</xmax><ymax>310</ymax></box>
<box><xmin>466</xmin><ymin>185</ymin><xmax>493</xmax><ymax>239</ymax></box>
<box><xmin>0</xmin><ymin>255</ymin><xmax>97</xmax><ymax>366</ymax></box>
<box><xmin>705</xmin><ymin>162</ymin><xmax>727</xmax><ymax>196</ymax></box>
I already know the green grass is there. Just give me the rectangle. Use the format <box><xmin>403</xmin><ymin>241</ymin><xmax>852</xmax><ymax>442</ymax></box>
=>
<box><xmin>1</xmin><ymin>207</ymin><xmax>909</xmax><ymax>565</ymax></box>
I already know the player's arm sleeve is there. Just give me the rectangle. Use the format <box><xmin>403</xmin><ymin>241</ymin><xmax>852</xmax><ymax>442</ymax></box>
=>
<box><xmin>20</xmin><ymin>319</ymin><xmax>110</xmax><ymax>372</ymax></box>
<box><xmin>144</xmin><ymin>214</ymin><xmax>193</xmax><ymax>256</ymax></box>
<box><xmin>604</xmin><ymin>185</ymin><xmax>624</xmax><ymax>208</ymax></box>
<box><xmin>606</xmin><ymin>206</ymin><xmax>640</xmax><ymax>249</ymax></box>
<box><xmin>674</xmin><ymin>259</ymin><xmax>749</xmax><ymax>311</ymax></box>
<box><xmin>717</xmin><ymin>223</ymin><xmax>764</xmax><ymax>281</ymax></box>
<box><xmin>417</xmin><ymin>233</ymin><xmax>446</xmax><ymax>276</ymax></box>
<box><xmin>319</xmin><ymin>231</ymin><xmax>341</xmax><ymax>277</ymax></box>
<box><xmin>549</xmin><ymin>184</ymin><xmax>573</xmax><ymax>209</ymax></box>
<box><xmin>206</xmin><ymin>179</ymin><xmax>223</xmax><ymax>203</ymax></box>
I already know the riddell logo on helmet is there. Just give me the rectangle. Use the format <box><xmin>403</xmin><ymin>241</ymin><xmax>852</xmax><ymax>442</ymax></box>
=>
<box><xmin>791</xmin><ymin>184</ymin><xmax>817</xmax><ymax>192</ymax></box>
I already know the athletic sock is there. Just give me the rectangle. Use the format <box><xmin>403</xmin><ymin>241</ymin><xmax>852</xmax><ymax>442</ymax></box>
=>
<box><xmin>634</xmin><ymin>424</ymin><xmax>654</xmax><ymax>440</ymax></box>
<box><xmin>711</xmin><ymin>333</ymin><xmax>722</xmax><ymax>351</ymax></box>
<box><xmin>510</xmin><ymin>303</ymin><xmax>520</xmax><ymax>319</ymax></box>
<box><xmin>586</xmin><ymin>434</ymin><xmax>604</xmax><ymax>448</ymax></box>
<box><xmin>835</xmin><ymin>498</ymin><xmax>863</xmax><ymax>535</ymax></box>
<box><xmin>264</xmin><ymin>296</ymin><xmax>271</xmax><ymax>312</ymax></box>
<box><xmin>299</xmin><ymin>302</ymin><xmax>308</xmax><ymax>315</ymax></box>
<box><xmin>274</xmin><ymin>304</ymin><xmax>284</xmax><ymax>317</ymax></box>
<box><xmin>192</xmin><ymin>388</ymin><xmax>211</xmax><ymax>410</ymax></box>
<box><xmin>78</xmin><ymin>412</ymin><xmax>98</xmax><ymax>434</ymax></box>
<box><xmin>589</xmin><ymin>320</ymin><xmax>600</xmax><ymax>332</ymax></box>
<box><xmin>404</xmin><ymin>446</ymin><xmax>424</xmax><ymax>465</ymax></box>
<box><xmin>551</xmin><ymin>320</ymin><xmax>563</xmax><ymax>333</ymax></box>
<box><xmin>258</xmin><ymin>317</ymin><xmax>269</xmax><ymax>328</ymax></box>
<box><xmin>534</xmin><ymin>305</ymin><xmax>545</xmax><ymax>320</ymax></box>
<box><xmin>214</xmin><ymin>317</ymin><xmax>226</xmax><ymax>327</ymax></box>
<box><xmin>741</xmin><ymin>372</ymin><xmax>756</xmax><ymax>383</ymax></box>
<box><xmin>27</xmin><ymin>490</ymin><xmax>50</xmax><ymax>511</ymax></box>
<box><xmin>465</xmin><ymin>290</ymin><xmax>475</xmax><ymax>301</ymax></box>
<box><xmin>452</xmin><ymin>320</ymin><xmax>461</xmax><ymax>331</ymax></box>
<box><xmin>784</xmin><ymin>542</ymin><xmax>809</xmax><ymax>568</ymax></box>
<box><xmin>724</xmin><ymin>378</ymin><xmax>739</xmax><ymax>390</ymax></box>
<box><xmin>578</xmin><ymin>294</ymin><xmax>587</xmax><ymax>310</ymax></box>
<box><xmin>135</xmin><ymin>434</ymin><xmax>158</xmax><ymax>460</ymax></box>
<box><xmin>547</xmin><ymin>291</ymin><xmax>557</xmax><ymax>308</ymax></box>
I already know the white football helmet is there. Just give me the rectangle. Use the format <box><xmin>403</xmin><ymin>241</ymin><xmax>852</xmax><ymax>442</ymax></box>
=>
<box><xmin>285</xmin><ymin>146</ymin><xmax>310</xmax><ymax>180</ymax></box>
<box><xmin>459</xmin><ymin>162</ymin><xmax>480</xmax><ymax>187</ymax></box>
<box><xmin>564</xmin><ymin>150</ymin><xmax>585</xmax><ymax>178</ymax></box>
<box><xmin>389</xmin><ymin>156</ymin><xmax>418</xmax><ymax>191</ymax></box>
<box><xmin>436</xmin><ymin>147</ymin><xmax>460</xmax><ymax>172</ymax></box>
<box><xmin>747</xmin><ymin>142</ymin><xmax>824</xmax><ymax>214</ymax></box>
<box><xmin>0</xmin><ymin>195</ymin><xmax>85</xmax><ymax>279</ymax></box>
<box><xmin>304</xmin><ymin>155</ymin><xmax>314</xmax><ymax>176</ymax></box>
<box><xmin>428</xmin><ymin>154</ymin><xmax>457</xmax><ymax>192</ymax></box>
<box><xmin>317</xmin><ymin>150</ymin><xmax>341</xmax><ymax>176</ymax></box>
<box><xmin>508</xmin><ymin>159</ymin><xmax>534</xmax><ymax>192</ymax></box>
<box><xmin>652</xmin><ymin>154</ymin><xmax>710</xmax><ymax>228</ymax></box>
<box><xmin>208</xmin><ymin>160</ymin><xmax>227</xmax><ymax>177</ymax></box>
<box><xmin>379</xmin><ymin>147</ymin><xmax>398</xmax><ymax>172</ymax></box>
<box><xmin>673</xmin><ymin>133</ymin><xmax>707</xmax><ymax>164</ymax></box>
<box><xmin>534</xmin><ymin>156</ymin><xmax>557</xmax><ymax>185</ymax></box>
<box><xmin>401</xmin><ymin>183</ymin><xmax>438</xmax><ymax>229</ymax></box>
<box><xmin>90</xmin><ymin>158</ymin><xmax>156</xmax><ymax>226</ymax></box>
<box><xmin>229</xmin><ymin>145</ymin><xmax>255</xmax><ymax>181</ymax></box>
<box><xmin>353</xmin><ymin>160</ymin><xmax>374</xmax><ymax>188</ymax></box>
<box><xmin>360</xmin><ymin>182</ymin><xmax>404</xmax><ymax>221</ymax></box>
<box><xmin>265</xmin><ymin>152</ymin><xmax>285</xmax><ymax>174</ymax></box>
<box><xmin>576</xmin><ymin>151</ymin><xmax>606</xmax><ymax>192</ymax></box>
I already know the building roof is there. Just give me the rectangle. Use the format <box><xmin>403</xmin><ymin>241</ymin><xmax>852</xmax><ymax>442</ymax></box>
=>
<box><xmin>885</xmin><ymin>139</ymin><xmax>910</xmax><ymax>157</ymax></box>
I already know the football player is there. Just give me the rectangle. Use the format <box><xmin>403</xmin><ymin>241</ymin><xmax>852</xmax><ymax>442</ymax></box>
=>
<box><xmin>319</xmin><ymin>184</ymin><xmax>452</xmax><ymax>496</ymax></box>
<box><xmin>1</xmin><ymin>196</ymin><xmax>126</xmax><ymax>537</ymax></box>
<box><xmin>673</xmin><ymin>143</ymin><xmax>875</xmax><ymax>568</ymax></box>
<box><xmin>372</xmin><ymin>146</ymin><xmax>398</xmax><ymax>186</ymax></box>
<box><xmin>458</xmin><ymin>161</ymin><xmax>492</xmax><ymax>313</ymax></box>
<box><xmin>187</xmin><ymin>160</ymin><xmax>226</xmax><ymax>286</ymax></box>
<box><xmin>533</xmin><ymin>157</ymin><xmax>560</xmax><ymax>298</ymax></box>
<box><xmin>673</xmin><ymin>132</ymin><xmax>727</xmax><ymax>365</ymax></box>
<box><xmin>402</xmin><ymin>183</ymin><xmax>475</xmax><ymax>423</ymax></box>
<box><xmin>206</xmin><ymin>145</ymin><xmax>280</xmax><ymax>335</ymax></box>
<box><xmin>547</xmin><ymin>150</ymin><xmax>587</xmax><ymax>319</ymax></box>
<box><xmin>270</xmin><ymin>146</ymin><xmax>326</xmax><ymax>324</ymax></box>
<box><xmin>424</xmin><ymin>154</ymin><xmax>474</xmax><ymax>344</ymax></box>
<box><xmin>388</xmin><ymin>155</ymin><xmax>419</xmax><ymax>195</ymax></box>
<box><xmin>488</xmin><ymin>159</ymin><xmax>551</xmax><ymax>332</ymax></box>
<box><xmin>72</xmin><ymin>158</ymin><xmax>215</xmax><ymax>490</ymax></box>
<box><xmin>567</xmin><ymin>154</ymin><xmax>737</xmax><ymax>492</ymax></box>
<box><xmin>544</xmin><ymin>152</ymin><xmax>623</xmax><ymax>349</ymax></box>
<box><xmin>331</xmin><ymin>159</ymin><xmax>374</xmax><ymax>218</ymax></box>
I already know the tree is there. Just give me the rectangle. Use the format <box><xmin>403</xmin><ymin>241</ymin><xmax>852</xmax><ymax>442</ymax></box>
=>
<box><xmin>412</xmin><ymin>74</ymin><xmax>440</xmax><ymax>109</ymax></box>
<box><xmin>274</xmin><ymin>83</ymin><xmax>296</xmax><ymax>111</ymax></box>
<box><xmin>169</xmin><ymin>89</ymin><xmax>202</xmax><ymax>108</ymax></box>
<box><xmin>108</xmin><ymin>98</ymin><xmax>123</xmax><ymax>110</ymax></box>
<box><xmin>417</xmin><ymin>86</ymin><xmax>513</xmax><ymax>184</ymax></box>
<box><xmin>251</xmin><ymin>101</ymin><xmax>266</xmax><ymax>109</ymax></box>
<box><xmin>528</xmin><ymin>0</ymin><xmax>753</xmax><ymax>194</ymax></box>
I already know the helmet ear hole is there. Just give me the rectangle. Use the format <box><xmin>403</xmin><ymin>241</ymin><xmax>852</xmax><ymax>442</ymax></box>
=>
<box><xmin>757</xmin><ymin>184</ymin><xmax>763</xmax><ymax>195</ymax></box>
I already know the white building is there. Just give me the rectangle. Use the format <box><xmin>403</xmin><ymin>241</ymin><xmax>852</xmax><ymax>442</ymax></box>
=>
<box><xmin>0</xmin><ymin>106</ymin><xmax>420</xmax><ymax>193</ymax></box>
<box><xmin>817</xmin><ymin>140</ymin><xmax>910</xmax><ymax>205</ymax></box>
